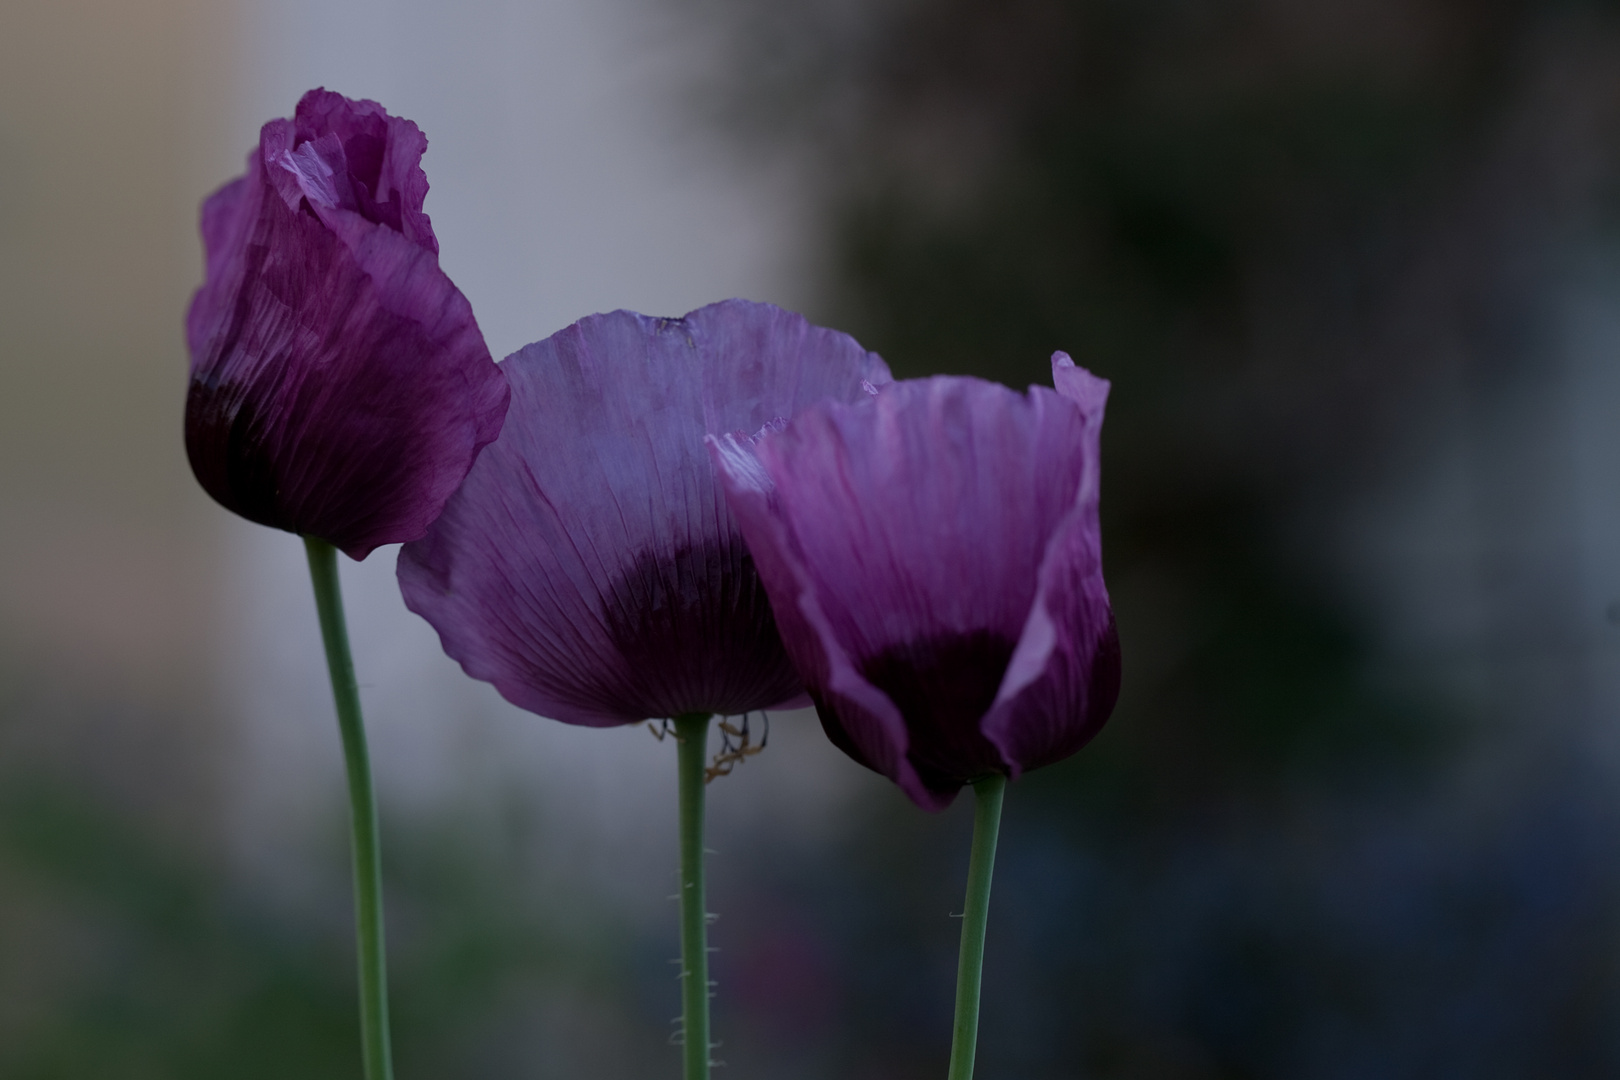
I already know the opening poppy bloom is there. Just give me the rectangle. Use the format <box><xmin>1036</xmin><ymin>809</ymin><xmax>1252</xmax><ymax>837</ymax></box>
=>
<box><xmin>185</xmin><ymin>88</ymin><xmax>509</xmax><ymax>559</ymax></box>
<box><xmin>710</xmin><ymin>355</ymin><xmax>1121</xmax><ymax>810</ymax></box>
<box><xmin>397</xmin><ymin>300</ymin><xmax>891</xmax><ymax>726</ymax></box>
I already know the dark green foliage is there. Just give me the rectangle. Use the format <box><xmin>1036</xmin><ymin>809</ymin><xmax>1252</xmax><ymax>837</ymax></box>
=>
<box><xmin>0</xmin><ymin>740</ymin><xmax>646</xmax><ymax>1080</ymax></box>
<box><xmin>0</xmin><ymin>780</ymin><xmax>356</xmax><ymax>1079</ymax></box>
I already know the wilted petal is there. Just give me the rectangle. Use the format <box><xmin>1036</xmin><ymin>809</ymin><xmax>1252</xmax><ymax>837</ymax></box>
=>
<box><xmin>398</xmin><ymin>300</ymin><xmax>890</xmax><ymax>726</ymax></box>
<box><xmin>184</xmin><ymin>89</ymin><xmax>507</xmax><ymax>560</ymax></box>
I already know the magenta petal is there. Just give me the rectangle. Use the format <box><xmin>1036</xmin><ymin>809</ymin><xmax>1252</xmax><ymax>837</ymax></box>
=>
<box><xmin>184</xmin><ymin>89</ymin><xmax>507</xmax><ymax>560</ymax></box>
<box><xmin>398</xmin><ymin>301</ymin><xmax>889</xmax><ymax>727</ymax></box>
<box><xmin>711</xmin><ymin>431</ymin><xmax>940</xmax><ymax>806</ymax></box>
<box><xmin>981</xmin><ymin>353</ymin><xmax>1120</xmax><ymax>774</ymax></box>
<box><xmin>713</xmin><ymin>363</ymin><xmax>1118</xmax><ymax>810</ymax></box>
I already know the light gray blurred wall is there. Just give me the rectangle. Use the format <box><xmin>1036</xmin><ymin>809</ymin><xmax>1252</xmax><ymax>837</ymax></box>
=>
<box><xmin>0</xmin><ymin>0</ymin><xmax>236</xmax><ymax>705</ymax></box>
<box><xmin>0</xmin><ymin>0</ymin><xmax>871</xmax><ymax>908</ymax></box>
<box><xmin>207</xmin><ymin>0</ymin><xmax>864</xmax><ymax>907</ymax></box>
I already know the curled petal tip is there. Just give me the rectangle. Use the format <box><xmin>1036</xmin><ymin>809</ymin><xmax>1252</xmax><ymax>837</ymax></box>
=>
<box><xmin>1050</xmin><ymin>352</ymin><xmax>1110</xmax><ymax>424</ymax></box>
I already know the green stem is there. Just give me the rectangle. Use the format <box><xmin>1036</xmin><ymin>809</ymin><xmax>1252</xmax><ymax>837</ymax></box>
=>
<box><xmin>674</xmin><ymin>712</ymin><xmax>714</xmax><ymax>1080</ymax></box>
<box><xmin>946</xmin><ymin>773</ymin><xmax>1007</xmax><ymax>1080</ymax></box>
<box><xmin>304</xmin><ymin>537</ymin><xmax>395</xmax><ymax>1080</ymax></box>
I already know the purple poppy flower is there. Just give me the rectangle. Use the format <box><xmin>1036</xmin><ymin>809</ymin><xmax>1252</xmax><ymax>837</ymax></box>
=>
<box><xmin>185</xmin><ymin>88</ymin><xmax>509</xmax><ymax>560</ymax></box>
<box><xmin>709</xmin><ymin>355</ymin><xmax>1121</xmax><ymax>810</ymax></box>
<box><xmin>397</xmin><ymin>300</ymin><xmax>892</xmax><ymax>727</ymax></box>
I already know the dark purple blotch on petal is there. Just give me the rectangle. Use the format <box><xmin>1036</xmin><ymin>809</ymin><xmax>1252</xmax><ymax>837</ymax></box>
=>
<box><xmin>853</xmin><ymin>630</ymin><xmax>1017</xmax><ymax>792</ymax></box>
<box><xmin>594</xmin><ymin>538</ymin><xmax>801</xmax><ymax>721</ymax></box>
<box><xmin>398</xmin><ymin>300</ymin><xmax>891</xmax><ymax>727</ymax></box>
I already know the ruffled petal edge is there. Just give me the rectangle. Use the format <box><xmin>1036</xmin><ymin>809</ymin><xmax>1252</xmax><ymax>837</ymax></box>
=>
<box><xmin>981</xmin><ymin>353</ymin><xmax>1119</xmax><ymax>774</ymax></box>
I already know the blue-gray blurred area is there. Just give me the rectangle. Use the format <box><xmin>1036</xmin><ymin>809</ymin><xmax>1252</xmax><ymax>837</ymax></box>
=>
<box><xmin>5</xmin><ymin>0</ymin><xmax>1620</xmax><ymax>1076</ymax></box>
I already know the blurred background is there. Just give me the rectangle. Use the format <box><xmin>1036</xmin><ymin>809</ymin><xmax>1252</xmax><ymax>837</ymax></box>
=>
<box><xmin>5</xmin><ymin>0</ymin><xmax>1620</xmax><ymax>1076</ymax></box>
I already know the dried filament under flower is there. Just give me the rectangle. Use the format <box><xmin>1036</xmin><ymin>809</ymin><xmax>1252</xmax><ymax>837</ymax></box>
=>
<box><xmin>647</xmin><ymin>711</ymin><xmax>770</xmax><ymax>783</ymax></box>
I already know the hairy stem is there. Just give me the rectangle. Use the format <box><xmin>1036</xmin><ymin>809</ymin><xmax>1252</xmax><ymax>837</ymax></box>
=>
<box><xmin>674</xmin><ymin>712</ymin><xmax>714</xmax><ymax>1080</ymax></box>
<box><xmin>946</xmin><ymin>773</ymin><xmax>1007</xmax><ymax>1080</ymax></box>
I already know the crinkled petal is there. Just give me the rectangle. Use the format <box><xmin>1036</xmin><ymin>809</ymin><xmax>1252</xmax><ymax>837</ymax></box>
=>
<box><xmin>186</xmin><ymin>174</ymin><xmax>248</xmax><ymax>358</ymax></box>
<box><xmin>293</xmin><ymin>89</ymin><xmax>435</xmax><ymax>249</ymax></box>
<box><xmin>981</xmin><ymin>354</ymin><xmax>1119</xmax><ymax>772</ymax></box>
<box><xmin>184</xmin><ymin>91</ymin><xmax>507</xmax><ymax>560</ymax></box>
<box><xmin>755</xmin><ymin>378</ymin><xmax>1089</xmax><ymax>652</ymax></box>
<box><xmin>714</xmin><ymin>374</ymin><xmax>1103</xmax><ymax>807</ymax></box>
<box><xmin>711</xmin><ymin>430</ymin><xmax>943</xmax><ymax>807</ymax></box>
<box><xmin>982</xmin><ymin>528</ymin><xmax>1121</xmax><ymax>775</ymax></box>
<box><xmin>398</xmin><ymin>300</ymin><xmax>888</xmax><ymax>726</ymax></box>
<box><xmin>279</xmin><ymin>133</ymin><xmax>353</xmax><ymax>214</ymax></box>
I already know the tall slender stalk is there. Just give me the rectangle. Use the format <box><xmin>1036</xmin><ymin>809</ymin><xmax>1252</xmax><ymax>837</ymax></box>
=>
<box><xmin>946</xmin><ymin>773</ymin><xmax>1007</xmax><ymax>1080</ymax></box>
<box><xmin>304</xmin><ymin>537</ymin><xmax>395</xmax><ymax>1080</ymax></box>
<box><xmin>673</xmin><ymin>712</ymin><xmax>714</xmax><ymax>1080</ymax></box>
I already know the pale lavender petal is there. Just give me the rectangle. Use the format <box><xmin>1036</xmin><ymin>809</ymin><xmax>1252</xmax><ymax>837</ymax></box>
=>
<box><xmin>399</xmin><ymin>301</ymin><xmax>888</xmax><ymax>726</ymax></box>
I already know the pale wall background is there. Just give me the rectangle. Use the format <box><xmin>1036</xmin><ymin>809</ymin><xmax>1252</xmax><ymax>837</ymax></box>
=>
<box><xmin>0</xmin><ymin>0</ymin><xmax>871</xmax><ymax>925</ymax></box>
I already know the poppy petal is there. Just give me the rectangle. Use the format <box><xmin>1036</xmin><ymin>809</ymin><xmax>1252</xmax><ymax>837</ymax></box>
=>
<box><xmin>398</xmin><ymin>301</ymin><xmax>887</xmax><ymax>725</ymax></box>
<box><xmin>184</xmin><ymin>90</ymin><xmax>507</xmax><ymax>560</ymax></box>
<box><xmin>981</xmin><ymin>354</ymin><xmax>1120</xmax><ymax>772</ymax></box>
<box><xmin>715</xmin><ymin>365</ymin><xmax>1117</xmax><ymax>809</ymax></box>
